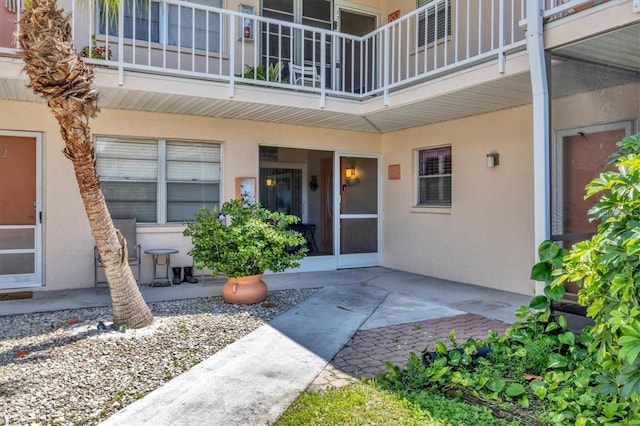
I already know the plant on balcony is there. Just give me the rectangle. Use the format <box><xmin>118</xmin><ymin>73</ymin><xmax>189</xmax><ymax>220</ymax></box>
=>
<box><xmin>240</xmin><ymin>62</ymin><xmax>287</xmax><ymax>83</ymax></box>
<box><xmin>80</xmin><ymin>35</ymin><xmax>111</xmax><ymax>60</ymax></box>
<box><xmin>183</xmin><ymin>198</ymin><xmax>307</xmax><ymax>304</ymax></box>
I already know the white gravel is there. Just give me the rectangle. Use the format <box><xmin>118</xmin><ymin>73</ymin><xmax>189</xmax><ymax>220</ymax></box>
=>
<box><xmin>0</xmin><ymin>289</ymin><xmax>316</xmax><ymax>426</ymax></box>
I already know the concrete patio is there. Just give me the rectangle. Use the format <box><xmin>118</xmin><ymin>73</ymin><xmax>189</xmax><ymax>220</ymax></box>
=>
<box><xmin>1</xmin><ymin>267</ymin><xmax>535</xmax><ymax>425</ymax></box>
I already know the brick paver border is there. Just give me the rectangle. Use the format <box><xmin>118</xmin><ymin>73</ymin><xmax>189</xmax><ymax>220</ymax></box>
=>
<box><xmin>309</xmin><ymin>313</ymin><xmax>510</xmax><ymax>391</ymax></box>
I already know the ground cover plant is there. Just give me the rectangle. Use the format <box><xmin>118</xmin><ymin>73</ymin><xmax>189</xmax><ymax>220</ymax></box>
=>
<box><xmin>375</xmin><ymin>134</ymin><xmax>640</xmax><ymax>425</ymax></box>
<box><xmin>277</xmin><ymin>134</ymin><xmax>640</xmax><ymax>425</ymax></box>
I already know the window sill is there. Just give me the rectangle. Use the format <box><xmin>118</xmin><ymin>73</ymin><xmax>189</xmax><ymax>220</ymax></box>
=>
<box><xmin>137</xmin><ymin>224</ymin><xmax>186</xmax><ymax>233</ymax></box>
<box><xmin>410</xmin><ymin>206</ymin><xmax>451</xmax><ymax>214</ymax></box>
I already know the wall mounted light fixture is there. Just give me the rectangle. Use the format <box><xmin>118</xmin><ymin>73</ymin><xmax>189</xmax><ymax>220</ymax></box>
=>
<box><xmin>345</xmin><ymin>166</ymin><xmax>360</xmax><ymax>186</ymax></box>
<box><xmin>266</xmin><ymin>177</ymin><xmax>275</xmax><ymax>187</ymax></box>
<box><xmin>486</xmin><ymin>153</ymin><xmax>500</xmax><ymax>168</ymax></box>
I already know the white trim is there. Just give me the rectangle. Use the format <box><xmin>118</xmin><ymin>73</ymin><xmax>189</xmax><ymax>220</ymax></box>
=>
<box><xmin>335</xmin><ymin>152</ymin><xmax>381</xmax><ymax>269</ymax></box>
<box><xmin>0</xmin><ymin>130</ymin><xmax>43</xmax><ymax>289</ymax></box>
<box><xmin>552</xmin><ymin>120</ymin><xmax>636</xmax><ymax>238</ymax></box>
<box><xmin>280</xmin><ymin>255</ymin><xmax>338</xmax><ymax>273</ymax></box>
<box><xmin>334</xmin><ymin>0</ymin><xmax>380</xmax><ymax>23</ymax></box>
<box><xmin>526</xmin><ymin>0</ymin><xmax>550</xmax><ymax>295</ymax></box>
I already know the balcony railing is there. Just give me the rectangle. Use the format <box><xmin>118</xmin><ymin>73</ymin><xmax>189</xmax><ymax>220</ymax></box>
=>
<box><xmin>0</xmin><ymin>0</ymin><xmax>610</xmax><ymax>104</ymax></box>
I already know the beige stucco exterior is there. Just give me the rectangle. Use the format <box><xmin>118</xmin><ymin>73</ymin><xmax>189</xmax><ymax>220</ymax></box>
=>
<box><xmin>1</xmin><ymin>0</ymin><xmax>638</xmax><ymax>295</ymax></box>
<box><xmin>0</xmin><ymin>100</ymin><xmax>380</xmax><ymax>290</ymax></box>
<box><xmin>381</xmin><ymin>105</ymin><xmax>535</xmax><ymax>295</ymax></box>
<box><xmin>3</xmin><ymin>80</ymin><xmax>637</xmax><ymax>293</ymax></box>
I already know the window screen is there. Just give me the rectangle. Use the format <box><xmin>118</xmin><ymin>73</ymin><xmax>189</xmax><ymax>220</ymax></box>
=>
<box><xmin>417</xmin><ymin>146</ymin><xmax>452</xmax><ymax>206</ymax></box>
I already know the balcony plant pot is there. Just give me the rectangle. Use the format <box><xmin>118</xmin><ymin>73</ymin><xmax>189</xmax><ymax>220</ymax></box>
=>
<box><xmin>183</xmin><ymin>198</ymin><xmax>307</xmax><ymax>305</ymax></box>
<box><xmin>221</xmin><ymin>274</ymin><xmax>267</xmax><ymax>304</ymax></box>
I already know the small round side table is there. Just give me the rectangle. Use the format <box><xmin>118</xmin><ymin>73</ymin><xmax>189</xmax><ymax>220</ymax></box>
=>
<box><xmin>144</xmin><ymin>248</ymin><xmax>179</xmax><ymax>287</ymax></box>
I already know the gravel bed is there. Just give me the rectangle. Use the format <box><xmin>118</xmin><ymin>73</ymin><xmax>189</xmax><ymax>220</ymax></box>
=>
<box><xmin>0</xmin><ymin>289</ymin><xmax>317</xmax><ymax>426</ymax></box>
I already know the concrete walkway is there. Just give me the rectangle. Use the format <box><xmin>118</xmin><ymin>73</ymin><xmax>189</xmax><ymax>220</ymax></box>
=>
<box><xmin>1</xmin><ymin>267</ymin><xmax>533</xmax><ymax>425</ymax></box>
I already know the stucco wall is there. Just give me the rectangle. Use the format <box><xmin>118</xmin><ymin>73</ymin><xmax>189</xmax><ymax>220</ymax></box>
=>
<box><xmin>3</xmin><ymin>80</ymin><xmax>637</xmax><ymax>292</ymax></box>
<box><xmin>0</xmin><ymin>100</ymin><xmax>379</xmax><ymax>290</ymax></box>
<box><xmin>380</xmin><ymin>105</ymin><xmax>536</xmax><ymax>295</ymax></box>
<box><xmin>552</xmin><ymin>82</ymin><xmax>640</xmax><ymax>131</ymax></box>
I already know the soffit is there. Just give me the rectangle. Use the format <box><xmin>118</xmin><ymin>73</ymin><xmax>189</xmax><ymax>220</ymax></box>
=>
<box><xmin>551</xmin><ymin>23</ymin><xmax>640</xmax><ymax>73</ymax></box>
<box><xmin>92</xmin><ymin>75</ymin><xmax>535</xmax><ymax>134</ymax></box>
<box><xmin>1</xmin><ymin>58</ymin><xmax>534</xmax><ymax>134</ymax></box>
<box><xmin>549</xmin><ymin>22</ymin><xmax>640</xmax><ymax>100</ymax></box>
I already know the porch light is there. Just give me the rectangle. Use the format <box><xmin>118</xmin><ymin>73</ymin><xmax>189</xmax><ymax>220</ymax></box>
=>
<box><xmin>345</xmin><ymin>167</ymin><xmax>356</xmax><ymax>179</ymax></box>
<box><xmin>345</xmin><ymin>166</ymin><xmax>360</xmax><ymax>187</ymax></box>
<box><xmin>266</xmin><ymin>178</ymin><xmax>275</xmax><ymax>187</ymax></box>
<box><xmin>486</xmin><ymin>153</ymin><xmax>500</xmax><ymax>168</ymax></box>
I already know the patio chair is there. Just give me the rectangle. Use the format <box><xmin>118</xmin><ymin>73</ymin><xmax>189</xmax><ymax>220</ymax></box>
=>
<box><xmin>289</xmin><ymin>62</ymin><xmax>321</xmax><ymax>88</ymax></box>
<box><xmin>94</xmin><ymin>218</ymin><xmax>141</xmax><ymax>291</ymax></box>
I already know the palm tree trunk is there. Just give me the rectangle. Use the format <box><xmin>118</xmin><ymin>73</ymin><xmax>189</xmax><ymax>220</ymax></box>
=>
<box><xmin>18</xmin><ymin>0</ymin><xmax>153</xmax><ymax>328</ymax></box>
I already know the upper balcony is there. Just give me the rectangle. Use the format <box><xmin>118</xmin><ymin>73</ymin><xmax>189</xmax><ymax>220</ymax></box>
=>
<box><xmin>0</xmin><ymin>0</ymin><xmax>638</xmax><ymax>133</ymax></box>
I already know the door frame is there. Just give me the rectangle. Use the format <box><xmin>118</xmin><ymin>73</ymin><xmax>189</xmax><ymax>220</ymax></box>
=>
<box><xmin>335</xmin><ymin>151</ymin><xmax>381</xmax><ymax>269</ymax></box>
<box><xmin>0</xmin><ymin>130</ymin><xmax>43</xmax><ymax>289</ymax></box>
<box><xmin>334</xmin><ymin>0</ymin><xmax>380</xmax><ymax>31</ymax></box>
<box><xmin>552</xmin><ymin>120</ymin><xmax>635</xmax><ymax>241</ymax></box>
<box><xmin>334</xmin><ymin>1</ymin><xmax>380</xmax><ymax>93</ymax></box>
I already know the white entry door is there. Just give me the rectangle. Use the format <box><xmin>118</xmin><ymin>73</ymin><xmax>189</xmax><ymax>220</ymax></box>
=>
<box><xmin>336</xmin><ymin>154</ymin><xmax>379</xmax><ymax>268</ymax></box>
<box><xmin>0</xmin><ymin>132</ymin><xmax>42</xmax><ymax>288</ymax></box>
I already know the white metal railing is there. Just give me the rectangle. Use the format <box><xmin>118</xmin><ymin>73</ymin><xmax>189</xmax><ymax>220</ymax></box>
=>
<box><xmin>0</xmin><ymin>0</ymin><xmax>615</xmax><ymax>102</ymax></box>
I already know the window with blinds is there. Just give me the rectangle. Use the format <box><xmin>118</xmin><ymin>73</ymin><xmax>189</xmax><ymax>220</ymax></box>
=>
<box><xmin>417</xmin><ymin>146</ymin><xmax>452</xmax><ymax>206</ymax></box>
<box><xmin>95</xmin><ymin>137</ymin><xmax>221</xmax><ymax>223</ymax></box>
<box><xmin>417</xmin><ymin>0</ymin><xmax>451</xmax><ymax>47</ymax></box>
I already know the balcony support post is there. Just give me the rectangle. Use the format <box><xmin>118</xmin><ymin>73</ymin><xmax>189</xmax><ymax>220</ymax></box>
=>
<box><xmin>498</xmin><ymin>0</ymin><xmax>505</xmax><ymax>73</ymax></box>
<box><xmin>320</xmin><ymin>32</ymin><xmax>326</xmax><ymax>108</ymax></box>
<box><xmin>526</xmin><ymin>0</ymin><xmax>551</xmax><ymax>295</ymax></box>
<box><xmin>118</xmin><ymin>0</ymin><xmax>124</xmax><ymax>86</ymax></box>
<box><xmin>383</xmin><ymin>27</ymin><xmax>390</xmax><ymax>106</ymax></box>
<box><xmin>229</xmin><ymin>14</ymin><xmax>236</xmax><ymax>98</ymax></box>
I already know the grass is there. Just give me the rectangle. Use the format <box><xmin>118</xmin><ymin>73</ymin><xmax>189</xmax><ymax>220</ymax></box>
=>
<box><xmin>275</xmin><ymin>381</ymin><xmax>442</xmax><ymax>426</ymax></box>
<box><xmin>275</xmin><ymin>380</ymin><xmax>519</xmax><ymax>426</ymax></box>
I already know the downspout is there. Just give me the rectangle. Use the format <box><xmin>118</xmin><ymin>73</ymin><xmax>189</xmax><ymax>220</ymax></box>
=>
<box><xmin>526</xmin><ymin>0</ymin><xmax>551</xmax><ymax>295</ymax></box>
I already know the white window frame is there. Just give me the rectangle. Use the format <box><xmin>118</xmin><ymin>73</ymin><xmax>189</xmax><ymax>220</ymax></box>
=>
<box><xmin>416</xmin><ymin>145</ymin><xmax>452</xmax><ymax>207</ymax></box>
<box><xmin>95</xmin><ymin>136</ymin><xmax>222</xmax><ymax>224</ymax></box>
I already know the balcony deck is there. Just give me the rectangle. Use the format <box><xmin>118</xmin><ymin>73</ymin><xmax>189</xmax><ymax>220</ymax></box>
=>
<box><xmin>1</xmin><ymin>0</ymin><xmax>638</xmax><ymax>133</ymax></box>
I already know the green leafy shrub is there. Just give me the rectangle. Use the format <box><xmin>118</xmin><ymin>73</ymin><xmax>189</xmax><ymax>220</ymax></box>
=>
<box><xmin>552</xmin><ymin>133</ymin><xmax>640</xmax><ymax>409</ymax></box>
<box><xmin>240</xmin><ymin>62</ymin><xmax>286</xmax><ymax>83</ymax></box>
<box><xmin>377</xmin><ymin>133</ymin><xmax>640</xmax><ymax>425</ymax></box>
<box><xmin>183</xmin><ymin>199</ymin><xmax>307</xmax><ymax>278</ymax></box>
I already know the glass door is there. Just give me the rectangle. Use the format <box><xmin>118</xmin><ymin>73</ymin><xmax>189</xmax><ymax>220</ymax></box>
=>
<box><xmin>336</xmin><ymin>154</ymin><xmax>379</xmax><ymax>268</ymax></box>
<box><xmin>261</xmin><ymin>0</ymin><xmax>333</xmax><ymax>85</ymax></box>
<box><xmin>0</xmin><ymin>133</ymin><xmax>42</xmax><ymax>288</ymax></box>
<box><xmin>552</xmin><ymin>121</ymin><xmax>633</xmax><ymax>295</ymax></box>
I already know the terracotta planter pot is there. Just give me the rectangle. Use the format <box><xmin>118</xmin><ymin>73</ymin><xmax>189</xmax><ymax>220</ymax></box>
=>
<box><xmin>222</xmin><ymin>274</ymin><xmax>267</xmax><ymax>304</ymax></box>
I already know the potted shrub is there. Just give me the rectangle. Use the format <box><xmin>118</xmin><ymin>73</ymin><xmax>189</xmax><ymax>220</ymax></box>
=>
<box><xmin>183</xmin><ymin>198</ymin><xmax>307</xmax><ymax>304</ymax></box>
<box><xmin>80</xmin><ymin>35</ymin><xmax>111</xmax><ymax>60</ymax></box>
